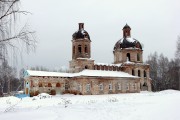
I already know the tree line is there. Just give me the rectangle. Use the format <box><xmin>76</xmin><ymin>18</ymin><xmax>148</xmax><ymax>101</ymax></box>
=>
<box><xmin>146</xmin><ymin>37</ymin><xmax>180</xmax><ymax>91</ymax></box>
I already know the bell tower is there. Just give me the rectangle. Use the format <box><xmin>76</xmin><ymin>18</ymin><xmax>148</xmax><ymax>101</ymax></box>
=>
<box><xmin>69</xmin><ymin>23</ymin><xmax>94</xmax><ymax>72</ymax></box>
<box><xmin>72</xmin><ymin>23</ymin><xmax>91</xmax><ymax>59</ymax></box>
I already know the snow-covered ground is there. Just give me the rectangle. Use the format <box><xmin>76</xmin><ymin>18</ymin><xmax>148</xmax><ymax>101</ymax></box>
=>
<box><xmin>0</xmin><ymin>90</ymin><xmax>180</xmax><ymax>120</ymax></box>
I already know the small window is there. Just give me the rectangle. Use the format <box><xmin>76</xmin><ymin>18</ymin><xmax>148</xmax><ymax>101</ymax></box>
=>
<box><xmin>56</xmin><ymin>83</ymin><xmax>61</xmax><ymax>87</ymax></box>
<box><xmin>137</xmin><ymin>53</ymin><xmax>140</xmax><ymax>61</ymax></box>
<box><xmin>127</xmin><ymin>53</ymin><xmax>131</xmax><ymax>61</ymax></box>
<box><xmin>144</xmin><ymin>70</ymin><xmax>147</xmax><ymax>78</ymax></box>
<box><xmin>138</xmin><ymin>70</ymin><xmax>141</xmax><ymax>77</ymax></box>
<box><xmin>39</xmin><ymin>82</ymin><xmax>42</xmax><ymax>87</ymax></box>
<box><xmin>109</xmin><ymin>84</ymin><xmax>112</xmax><ymax>90</ymax></box>
<box><xmin>85</xmin><ymin>65</ymin><xmax>88</xmax><ymax>69</ymax></box>
<box><xmin>65</xmin><ymin>83</ymin><xmax>68</xmax><ymax>90</ymax></box>
<box><xmin>118</xmin><ymin>83</ymin><xmax>121</xmax><ymax>90</ymax></box>
<box><xmin>78</xmin><ymin>45</ymin><xmax>82</xmax><ymax>53</ymax></box>
<box><xmin>133</xmin><ymin>83</ymin><xmax>137</xmax><ymax>90</ymax></box>
<box><xmin>99</xmin><ymin>84</ymin><xmax>103</xmax><ymax>91</ymax></box>
<box><xmin>132</xmin><ymin>69</ymin><xmax>135</xmax><ymax>76</ymax></box>
<box><xmin>48</xmin><ymin>83</ymin><xmax>52</xmax><ymax>87</ymax></box>
<box><xmin>126</xmin><ymin>83</ymin><xmax>129</xmax><ymax>90</ymax></box>
<box><xmin>86</xmin><ymin>84</ymin><xmax>90</xmax><ymax>92</ymax></box>
<box><xmin>77</xmin><ymin>84</ymin><xmax>81</xmax><ymax>91</ymax></box>
<box><xmin>85</xmin><ymin>45</ymin><xmax>88</xmax><ymax>53</ymax></box>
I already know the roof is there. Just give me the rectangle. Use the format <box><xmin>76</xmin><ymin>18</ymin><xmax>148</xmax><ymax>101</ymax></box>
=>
<box><xmin>114</xmin><ymin>37</ymin><xmax>142</xmax><ymax>50</ymax></box>
<box><xmin>123</xmin><ymin>24</ymin><xmax>131</xmax><ymax>29</ymax></box>
<box><xmin>75</xmin><ymin>70</ymin><xmax>138</xmax><ymax>78</ymax></box>
<box><xmin>95</xmin><ymin>63</ymin><xmax>122</xmax><ymax>67</ymax></box>
<box><xmin>72</xmin><ymin>23</ymin><xmax>90</xmax><ymax>40</ymax></box>
<box><xmin>24</xmin><ymin>69</ymin><xmax>138</xmax><ymax>79</ymax></box>
<box><xmin>24</xmin><ymin>70</ymin><xmax>74</xmax><ymax>77</ymax></box>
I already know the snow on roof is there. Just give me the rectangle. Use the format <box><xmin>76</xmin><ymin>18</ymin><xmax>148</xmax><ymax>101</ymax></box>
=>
<box><xmin>75</xmin><ymin>70</ymin><xmax>138</xmax><ymax>78</ymax></box>
<box><xmin>77</xmin><ymin>58</ymin><xmax>94</xmax><ymax>60</ymax></box>
<box><xmin>95</xmin><ymin>63</ymin><xmax>122</xmax><ymax>67</ymax></box>
<box><xmin>25</xmin><ymin>70</ymin><xmax>74</xmax><ymax>77</ymax></box>
<box><xmin>25</xmin><ymin>69</ymin><xmax>138</xmax><ymax>79</ymax></box>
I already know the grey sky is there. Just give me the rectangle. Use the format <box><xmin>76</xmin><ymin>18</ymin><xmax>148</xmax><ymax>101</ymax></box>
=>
<box><xmin>19</xmin><ymin>0</ymin><xmax>180</xmax><ymax>70</ymax></box>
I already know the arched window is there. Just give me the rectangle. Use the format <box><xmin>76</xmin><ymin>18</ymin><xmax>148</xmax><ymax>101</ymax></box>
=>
<box><xmin>48</xmin><ymin>83</ymin><xmax>52</xmax><ymax>87</ymax></box>
<box><xmin>144</xmin><ymin>70</ymin><xmax>147</xmax><ymax>78</ymax></box>
<box><xmin>73</xmin><ymin>46</ymin><xmax>75</xmax><ymax>54</ymax></box>
<box><xmin>127</xmin><ymin>53</ymin><xmax>131</xmax><ymax>61</ymax></box>
<box><xmin>137</xmin><ymin>53</ymin><xmax>140</xmax><ymax>61</ymax></box>
<box><xmin>138</xmin><ymin>70</ymin><xmax>141</xmax><ymax>77</ymax></box>
<box><xmin>56</xmin><ymin>83</ymin><xmax>61</xmax><ymax>87</ymax></box>
<box><xmin>78</xmin><ymin>45</ymin><xmax>82</xmax><ymax>53</ymax></box>
<box><xmin>85</xmin><ymin>45</ymin><xmax>88</xmax><ymax>53</ymax></box>
<box><xmin>39</xmin><ymin>82</ymin><xmax>42</xmax><ymax>87</ymax></box>
<box><xmin>132</xmin><ymin>69</ymin><xmax>135</xmax><ymax>76</ymax></box>
<box><xmin>65</xmin><ymin>83</ymin><xmax>68</xmax><ymax>90</ymax></box>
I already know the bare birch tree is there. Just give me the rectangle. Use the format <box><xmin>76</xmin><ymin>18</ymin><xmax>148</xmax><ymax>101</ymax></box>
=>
<box><xmin>0</xmin><ymin>0</ymin><xmax>36</xmax><ymax>96</ymax></box>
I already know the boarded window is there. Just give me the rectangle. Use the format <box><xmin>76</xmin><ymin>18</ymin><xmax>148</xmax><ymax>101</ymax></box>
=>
<box><xmin>48</xmin><ymin>83</ymin><xmax>52</xmax><ymax>87</ymax></box>
<box><xmin>56</xmin><ymin>83</ymin><xmax>61</xmax><ymax>87</ymax></box>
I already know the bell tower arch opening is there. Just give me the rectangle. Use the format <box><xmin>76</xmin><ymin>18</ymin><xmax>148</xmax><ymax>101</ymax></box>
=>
<box><xmin>127</xmin><ymin>53</ymin><xmax>131</xmax><ymax>61</ymax></box>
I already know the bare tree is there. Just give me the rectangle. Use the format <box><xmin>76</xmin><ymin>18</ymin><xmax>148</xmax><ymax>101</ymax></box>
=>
<box><xmin>0</xmin><ymin>0</ymin><xmax>36</xmax><ymax>61</ymax></box>
<box><xmin>0</xmin><ymin>0</ymin><xmax>36</xmax><ymax>96</ymax></box>
<box><xmin>175</xmin><ymin>36</ymin><xmax>180</xmax><ymax>60</ymax></box>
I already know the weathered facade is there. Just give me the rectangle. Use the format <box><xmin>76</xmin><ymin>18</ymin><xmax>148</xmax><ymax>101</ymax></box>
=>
<box><xmin>24</xmin><ymin>23</ymin><xmax>151</xmax><ymax>96</ymax></box>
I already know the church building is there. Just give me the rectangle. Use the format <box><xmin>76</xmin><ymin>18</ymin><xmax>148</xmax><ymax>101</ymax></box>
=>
<box><xmin>24</xmin><ymin>23</ymin><xmax>152</xmax><ymax>96</ymax></box>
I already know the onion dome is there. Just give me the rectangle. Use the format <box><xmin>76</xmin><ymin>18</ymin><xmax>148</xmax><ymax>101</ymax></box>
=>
<box><xmin>114</xmin><ymin>37</ymin><xmax>142</xmax><ymax>50</ymax></box>
<box><xmin>72</xmin><ymin>23</ymin><xmax>90</xmax><ymax>40</ymax></box>
<box><xmin>114</xmin><ymin>24</ymin><xmax>142</xmax><ymax>50</ymax></box>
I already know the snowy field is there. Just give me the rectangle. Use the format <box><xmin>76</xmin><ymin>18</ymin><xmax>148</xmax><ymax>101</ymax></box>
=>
<box><xmin>0</xmin><ymin>90</ymin><xmax>180</xmax><ymax>120</ymax></box>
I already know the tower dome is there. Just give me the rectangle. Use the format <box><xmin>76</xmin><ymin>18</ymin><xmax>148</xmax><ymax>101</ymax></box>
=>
<box><xmin>114</xmin><ymin>37</ymin><xmax>142</xmax><ymax>50</ymax></box>
<box><xmin>114</xmin><ymin>24</ymin><xmax>142</xmax><ymax>51</ymax></box>
<box><xmin>72</xmin><ymin>23</ymin><xmax>90</xmax><ymax>40</ymax></box>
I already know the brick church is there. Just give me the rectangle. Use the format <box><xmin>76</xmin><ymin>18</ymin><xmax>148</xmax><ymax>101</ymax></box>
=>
<box><xmin>24</xmin><ymin>23</ymin><xmax>152</xmax><ymax>96</ymax></box>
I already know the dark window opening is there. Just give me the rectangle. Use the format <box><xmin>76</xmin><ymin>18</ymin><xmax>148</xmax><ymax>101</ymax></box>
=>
<box><xmin>132</xmin><ymin>69</ymin><xmax>135</xmax><ymax>76</ymax></box>
<box><xmin>78</xmin><ymin>45</ymin><xmax>82</xmax><ymax>53</ymax></box>
<box><xmin>127</xmin><ymin>53</ymin><xmax>131</xmax><ymax>61</ymax></box>
<box><xmin>85</xmin><ymin>66</ymin><xmax>88</xmax><ymax>69</ymax></box>
<box><xmin>138</xmin><ymin>70</ymin><xmax>141</xmax><ymax>77</ymax></box>
<box><xmin>144</xmin><ymin>70</ymin><xmax>147</xmax><ymax>77</ymax></box>
<box><xmin>143</xmin><ymin>83</ymin><xmax>147</xmax><ymax>86</ymax></box>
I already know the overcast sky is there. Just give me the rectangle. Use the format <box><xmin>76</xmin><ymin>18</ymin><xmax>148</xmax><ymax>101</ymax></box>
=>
<box><xmin>18</xmin><ymin>0</ymin><xmax>180</xmax><ymax>70</ymax></box>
